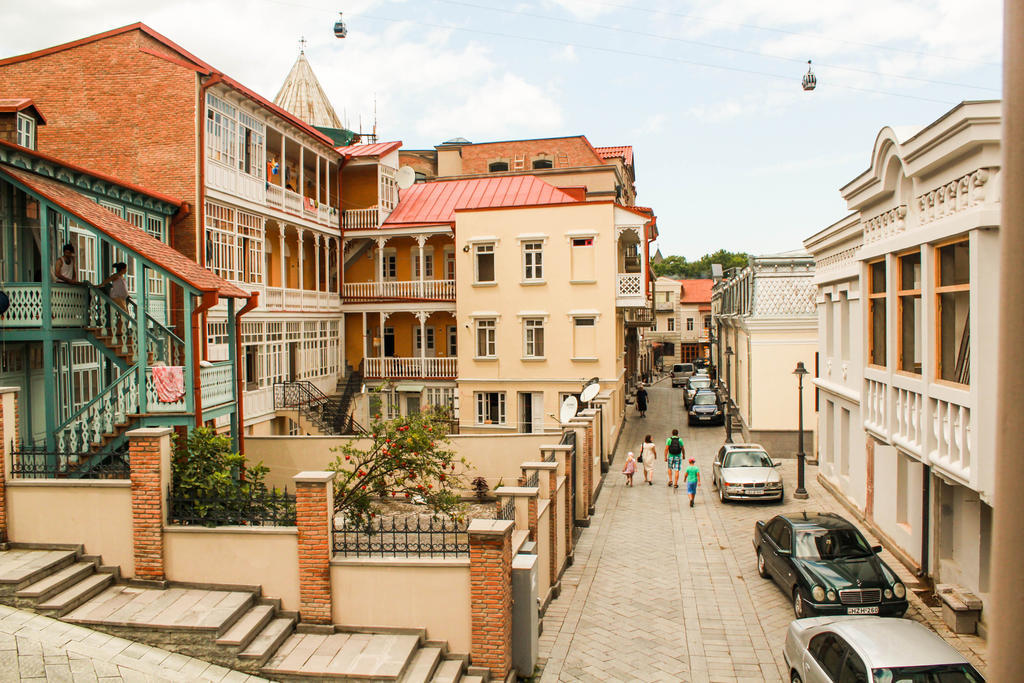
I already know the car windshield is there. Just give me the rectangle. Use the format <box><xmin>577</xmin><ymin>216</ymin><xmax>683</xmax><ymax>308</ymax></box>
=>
<box><xmin>872</xmin><ymin>664</ymin><xmax>984</xmax><ymax>683</ymax></box>
<box><xmin>723</xmin><ymin>451</ymin><xmax>772</xmax><ymax>468</ymax></box>
<box><xmin>794</xmin><ymin>528</ymin><xmax>875</xmax><ymax>560</ymax></box>
<box><xmin>693</xmin><ymin>393</ymin><xmax>717</xmax><ymax>406</ymax></box>
<box><xmin>689</xmin><ymin>378</ymin><xmax>711</xmax><ymax>389</ymax></box>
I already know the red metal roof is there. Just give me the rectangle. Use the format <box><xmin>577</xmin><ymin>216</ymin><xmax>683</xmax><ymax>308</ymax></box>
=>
<box><xmin>336</xmin><ymin>141</ymin><xmax>402</xmax><ymax>158</ymax></box>
<box><xmin>0</xmin><ymin>23</ymin><xmax>336</xmax><ymax>151</ymax></box>
<box><xmin>0</xmin><ymin>165</ymin><xmax>248</xmax><ymax>298</ymax></box>
<box><xmin>0</xmin><ymin>98</ymin><xmax>46</xmax><ymax>124</ymax></box>
<box><xmin>383</xmin><ymin>176</ymin><xmax>577</xmax><ymax>227</ymax></box>
<box><xmin>594</xmin><ymin>145</ymin><xmax>633</xmax><ymax>166</ymax></box>
<box><xmin>679</xmin><ymin>279</ymin><xmax>714</xmax><ymax>305</ymax></box>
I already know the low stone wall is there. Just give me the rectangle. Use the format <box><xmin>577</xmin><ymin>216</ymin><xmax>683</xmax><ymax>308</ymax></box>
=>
<box><xmin>163</xmin><ymin>526</ymin><xmax>300</xmax><ymax>610</ymax></box>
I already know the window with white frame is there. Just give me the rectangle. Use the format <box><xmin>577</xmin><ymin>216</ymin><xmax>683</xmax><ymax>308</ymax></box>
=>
<box><xmin>476</xmin><ymin>318</ymin><xmax>496</xmax><ymax>358</ymax></box>
<box><xmin>412</xmin><ymin>247</ymin><xmax>434</xmax><ymax>279</ymax></box>
<box><xmin>686</xmin><ymin>317</ymin><xmax>694</xmax><ymax>331</ymax></box>
<box><xmin>474</xmin><ymin>243</ymin><xmax>495</xmax><ymax>283</ymax></box>
<box><xmin>16</xmin><ymin>113</ymin><xmax>35</xmax><ymax>149</ymax></box>
<box><xmin>667</xmin><ymin>317</ymin><xmax>675</xmax><ymax>332</ymax></box>
<box><xmin>415</xmin><ymin>327</ymin><xmax>436</xmax><ymax>354</ymax></box>
<box><xmin>522</xmin><ymin>241</ymin><xmax>544</xmax><ymax>281</ymax></box>
<box><xmin>572</xmin><ymin>316</ymin><xmax>597</xmax><ymax>358</ymax></box>
<box><xmin>205</xmin><ymin>202</ymin><xmax>264</xmax><ymax>284</ymax></box>
<box><xmin>425</xmin><ymin>386</ymin><xmax>455</xmax><ymax>411</ymax></box>
<box><xmin>381</xmin><ymin>248</ymin><xmax>397</xmax><ymax>281</ymax></box>
<box><xmin>475</xmin><ymin>391</ymin><xmax>506</xmax><ymax>424</ymax></box>
<box><xmin>447</xmin><ymin>325</ymin><xmax>457</xmax><ymax>356</ymax></box>
<box><xmin>936</xmin><ymin>239</ymin><xmax>970</xmax><ymax>384</ymax></box>
<box><xmin>523</xmin><ymin>318</ymin><xmax>545</xmax><ymax>358</ymax></box>
<box><xmin>570</xmin><ymin>236</ymin><xmax>595</xmax><ymax>281</ymax></box>
<box><xmin>206</xmin><ymin>93</ymin><xmax>265</xmax><ymax>180</ymax></box>
<box><xmin>444</xmin><ymin>248</ymin><xmax>455</xmax><ymax>280</ymax></box>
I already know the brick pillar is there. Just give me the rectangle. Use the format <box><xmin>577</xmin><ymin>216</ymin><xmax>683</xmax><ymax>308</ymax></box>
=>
<box><xmin>560</xmin><ymin>448</ymin><xmax>574</xmax><ymax>555</ymax></box>
<box><xmin>548</xmin><ymin>465</ymin><xmax>558</xmax><ymax>580</ymax></box>
<box><xmin>0</xmin><ymin>387</ymin><xmax>19</xmax><ymax>543</ymax></box>
<box><xmin>469</xmin><ymin>519</ymin><xmax>514</xmax><ymax>679</ymax></box>
<box><xmin>128</xmin><ymin>427</ymin><xmax>173</xmax><ymax>581</ymax></box>
<box><xmin>294</xmin><ymin>470</ymin><xmax>336</xmax><ymax>624</ymax></box>
<box><xmin>583</xmin><ymin>422</ymin><xmax>594</xmax><ymax>512</ymax></box>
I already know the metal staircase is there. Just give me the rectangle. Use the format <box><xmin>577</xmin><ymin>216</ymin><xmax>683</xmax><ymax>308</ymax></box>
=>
<box><xmin>274</xmin><ymin>375</ymin><xmax>366</xmax><ymax>436</ymax></box>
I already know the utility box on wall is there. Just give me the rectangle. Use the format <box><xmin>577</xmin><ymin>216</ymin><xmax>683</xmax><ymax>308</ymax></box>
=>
<box><xmin>511</xmin><ymin>553</ymin><xmax>538</xmax><ymax>676</ymax></box>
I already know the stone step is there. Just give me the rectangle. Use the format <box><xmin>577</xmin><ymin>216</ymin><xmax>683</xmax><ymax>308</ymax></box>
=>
<box><xmin>430</xmin><ymin>658</ymin><xmax>464</xmax><ymax>683</ymax></box>
<box><xmin>216</xmin><ymin>603</ymin><xmax>275</xmax><ymax>649</ymax></box>
<box><xmin>263</xmin><ymin>632</ymin><xmax>421</xmax><ymax>680</ymax></box>
<box><xmin>38</xmin><ymin>572</ymin><xmax>113</xmax><ymax>615</ymax></box>
<box><xmin>399</xmin><ymin>646</ymin><xmax>442</xmax><ymax>683</ymax></box>
<box><xmin>0</xmin><ymin>549</ymin><xmax>79</xmax><ymax>592</ymax></box>
<box><xmin>15</xmin><ymin>561</ymin><xmax>97</xmax><ymax>602</ymax></box>
<box><xmin>461</xmin><ymin>676</ymin><xmax>483</xmax><ymax>683</ymax></box>
<box><xmin>240</xmin><ymin>616</ymin><xmax>296</xmax><ymax>664</ymax></box>
<box><xmin>65</xmin><ymin>585</ymin><xmax>253</xmax><ymax>632</ymax></box>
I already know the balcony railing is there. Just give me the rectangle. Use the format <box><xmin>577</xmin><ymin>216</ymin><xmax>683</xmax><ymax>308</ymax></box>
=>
<box><xmin>342</xmin><ymin>280</ymin><xmax>456</xmax><ymax>300</ymax></box>
<box><xmin>0</xmin><ymin>283</ymin><xmax>89</xmax><ymax>328</ymax></box>
<box><xmin>343</xmin><ymin>206</ymin><xmax>382</xmax><ymax>230</ymax></box>
<box><xmin>364</xmin><ymin>357</ymin><xmax>457</xmax><ymax>379</ymax></box>
<box><xmin>200</xmin><ymin>361</ymin><xmax>234</xmax><ymax>408</ymax></box>
<box><xmin>262</xmin><ymin>287</ymin><xmax>341</xmax><ymax>312</ymax></box>
<box><xmin>616</xmin><ymin>273</ymin><xmax>646</xmax><ymax>307</ymax></box>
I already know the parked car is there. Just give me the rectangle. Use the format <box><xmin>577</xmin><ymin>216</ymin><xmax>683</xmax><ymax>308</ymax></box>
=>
<box><xmin>670</xmin><ymin>363</ymin><xmax>695</xmax><ymax>387</ymax></box>
<box><xmin>753</xmin><ymin>512</ymin><xmax>909</xmax><ymax>619</ymax></box>
<box><xmin>692</xmin><ymin>358</ymin><xmax>709</xmax><ymax>370</ymax></box>
<box><xmin>684</xmin><ymin>375</ymin><xmax>713</xmax><ymax>407</ymax></box>
<box><xmin>783</xmin><ymin>616</ymin><xmax>984</xmax><ymax>683</ymax></box>
<box><xmin>712</xmin><ymin>444</ymin><xmax>783</xmax><ymax>502</ymax></box>
<box><xmin>687</xmin><ymin>389</ymin><xmax>723</xmax><ymax>425</ymax></box>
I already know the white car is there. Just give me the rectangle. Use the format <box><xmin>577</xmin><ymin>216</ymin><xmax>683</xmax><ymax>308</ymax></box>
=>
<box><xmin>783</xmin><ymin>616</ymin><xmax>984</xmax><ymax>683</ymax></box>
<box><xmin>712</xmin><ymin>444</ymin><xmax>783</xmax><ymax>502</ymax></box>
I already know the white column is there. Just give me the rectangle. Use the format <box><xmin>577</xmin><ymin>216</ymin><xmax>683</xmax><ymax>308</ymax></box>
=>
<box><xmin>376</xmin><ymin>236</ymin><xmax>387</xmax><ymax>295</ymax></box>
<box><xmin>417</xmin><ymin>311</ymin><xmax>428</xmax><ymax>377</ymax></box>
<box><xmin>316</xmin><ymin>155</ymin><xmax>321</xmax><ymax>204</ymax></box>
<box><xmin>278</xmin><ymin>227</ymin><xmax>286</xmax><ymax>293</ymax></box>
<box><xmin>416</xmin><ymin>235</ymin><xmax>426</xmax><ymax>298</ymax></box>
<box><xmin>297</xmin><ymin>228</ymin><xmax>305</xmax><ymax>297</ymax></box>
<box><xmin>313</xmin><ymin>233</ymin><xmax>321</xmax><ymax>295</ymax></box>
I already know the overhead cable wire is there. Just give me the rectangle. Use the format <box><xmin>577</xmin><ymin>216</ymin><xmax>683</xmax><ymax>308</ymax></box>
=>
<box><xmin>430</xmin><ymin>0</ymin><xmax>1000</xmax><ymax>93</ymax></box>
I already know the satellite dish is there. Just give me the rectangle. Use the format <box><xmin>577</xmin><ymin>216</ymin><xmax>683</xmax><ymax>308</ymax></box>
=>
<box><xmin>580</xmin><ymin>383</ymin><xmax>601</xmax><ymax>403</ymax></box>
<box><xmin>396</xmin><ymin>165</ymin><xmax>416</xmax><ymax>190</ymax></box>
<box><xmin>559</xmin><ymin>396</ymin><xmax>579</xmax><ymax>423</ymax></box>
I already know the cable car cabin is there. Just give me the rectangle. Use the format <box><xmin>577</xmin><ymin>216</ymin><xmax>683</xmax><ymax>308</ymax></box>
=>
<box><xmin>334</xmin><ymin>12</ymin><xmax>347</xmax><ymax>39</ymax></box>
<box><xmin>802</xmin><ymin>60</ymin><xmax>817</xmax><ymax>91</ymax></box>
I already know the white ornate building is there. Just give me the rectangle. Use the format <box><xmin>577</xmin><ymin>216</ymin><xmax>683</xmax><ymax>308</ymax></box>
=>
<box><xmin>805</xmin><ymin>100</ymin><xmax>1000</xmax><ymax>633</ymax></box>
<box><xmin>712</xmin><ymin>251</ymin><xmax>817</xmax><ymax>454</ymax></box>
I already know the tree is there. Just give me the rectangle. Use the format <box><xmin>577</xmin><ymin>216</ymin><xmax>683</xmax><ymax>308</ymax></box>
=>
<box><xmin>652</xmin><ymin>249</ymin><xmax>749</xmax><ymax>278</ymax></box>
<box><xmin>328</xmin><ymin>405</ymin><xmax>468</xmax><ymax>528</ymax></box>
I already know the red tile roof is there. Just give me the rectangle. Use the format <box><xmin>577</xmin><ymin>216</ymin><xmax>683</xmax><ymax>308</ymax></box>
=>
<box><xmin>336</xmin><ymin>141</ymin><xmax>402</xmax><ymax>158</ymax></box>
<box><xmin>679</xmin><ymin>279</ymin><xmax>714</xmax><ymax>305</ymax></box>
<box><xmin>0</xmin><ymin>165</ymin><xmax>248</xmax><ymax>298</ymax></box>
<box><xmin>382</xmin><ymin>175</ymin><xmax>577</xmax><ymax>227</ymax></box>
<box><xmin>594</xmin><ymin>146</ymin><xmax>633</xmax><ymax>166</ymax></box>
<box><xmin>0</xmin><ymin>98</ymin><xmax>46</xmax><ymax>123</ymax></box>
<box><xmin>0</xmin><ymin>23</ymin><xmax>336</xmax><ymax>151</ymax></box>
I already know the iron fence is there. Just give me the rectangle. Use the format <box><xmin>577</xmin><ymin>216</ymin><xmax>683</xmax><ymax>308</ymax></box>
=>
<box><xmin>9</xmin><ymin>442</ymin><xmax>130</xmax><ymax>479</ymax></box>
<box><xmin>526</xmin><ymin>470</ymin><xmax>540</xmax><ymax>488</ymax></box>
<box><xmin>498</xmin><ymin>497</ymin><xmax>515</xmax><ymax>521</ymax></box>
<box><xmin>332</xmin><ymin>515</ymin><xmax>469</xmax><ymax>558</ymax></box>
<box><xmin>166</xmin><ymin>485</ymin><xmax>296</xmax><ymax>527</ymax></box>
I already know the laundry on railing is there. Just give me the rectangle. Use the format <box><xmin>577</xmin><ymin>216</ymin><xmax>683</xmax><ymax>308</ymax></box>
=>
<box><xmin>152</xmin><ymin>365</ymin><xmax>185</xmax><ymax>403</ymax></box>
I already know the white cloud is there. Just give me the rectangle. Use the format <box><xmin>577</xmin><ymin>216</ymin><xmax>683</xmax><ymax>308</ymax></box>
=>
<box><xmin>557</xmin><ymin>45</ymin><xmax>578</xmax><ymax>62</ymax></box>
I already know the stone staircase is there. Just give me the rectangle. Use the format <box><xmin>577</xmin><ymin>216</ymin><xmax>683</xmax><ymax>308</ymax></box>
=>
<box><xmin>0</xmin><ymin>546</ymin><xmax>485</xmax><ymax>682</ymax></box>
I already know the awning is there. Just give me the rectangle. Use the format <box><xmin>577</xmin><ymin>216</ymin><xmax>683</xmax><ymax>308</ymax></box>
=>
<box><xmin>395</xmin><ymin>383</ymin><xmax>425</xmax><ymax>393</ymax></box>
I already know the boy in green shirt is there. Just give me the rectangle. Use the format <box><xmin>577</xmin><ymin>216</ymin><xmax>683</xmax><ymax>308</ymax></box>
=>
<box><xmin>684</xmin><ymin>458</ymin><xmax>701</xmax><ymax>507</ymax></box>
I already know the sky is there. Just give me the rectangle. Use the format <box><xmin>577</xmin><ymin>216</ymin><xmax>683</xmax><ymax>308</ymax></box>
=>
<box><xmin>1</xmin><ymin>0</ymin><xmax>1004</xmax><ymax>259</ymax></box>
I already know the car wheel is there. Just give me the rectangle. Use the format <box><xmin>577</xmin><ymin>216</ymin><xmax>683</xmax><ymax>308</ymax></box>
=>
<box><xmin>719</xmin><ymin>486</ymin><xmax>727</xmax><ymax>504</ymax></box>
<box><xmin>793</xmin><ymin>587</ymin><xmax>807</xmax><ymax>619</ymax></box>
<box><xmin>791</xmin><ymin>673</ymin><xmax>803</xmax><ymax>683</ymax></box>
<box><xmin>757</xmin><ymin>550</ymin><xmax>769</xmax><ymax>579</ymax></box>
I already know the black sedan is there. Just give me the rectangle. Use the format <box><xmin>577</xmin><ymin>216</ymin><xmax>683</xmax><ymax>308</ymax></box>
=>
<box><xmin>753</xmin><ymin>512</ymin><xmax>909</xmax><ymax>619</ymax></box>
<box><xmin>687</xmin><ymin>389</ymin><xmax>724</xmax><ymax>425</ymax></box>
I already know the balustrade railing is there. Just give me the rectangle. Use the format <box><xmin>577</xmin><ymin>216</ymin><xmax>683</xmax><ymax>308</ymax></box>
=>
<box><xmin>363</xmin><ymin>357</ymin><xmax>457</xmax><ymax>379</ymax></box>
<box><xmin>145</xmin><ymin>368</ymin><xmax>187</xmax><ymax>413</ymax></box>
<box><xmin>332</xmin><ymin>516</ymin><xmax>469</xmax><ymax>558</ymax></box>
<box><xmin>167</xmin><ymin>485</ymin><xmax>296</xmax><ymax>527</ymax></box>
<box><xmin>342</xmin><ymin>279</ymin><xmax>456</xmax><ymax>300</ymax></box>
<box><xmin>200</xmin><ymin>361</ymin><xmax>234</xmax><ymax>408</ymax></box>
<box><xmin>266</xmin><ymin>183</ymin><xmax>284</xmax><ymax>208</ymax></box>
<box><xmin>893</xmin><ymin>387</ymin><xmax>924</xmax><ymax>456</ymax></box>
<box><xmin>0</xmin><ymin>283</ymin><xmax>90</xmax><ymax>328</ymax></box>
<box><xmin>616</xmin><ymin>273</ymin><xmax>644</xmax><ymax>300</ymax></box>
<box><xmin>284</xmin><ymin>189</ymin><xmax>302</xmax><ymax>214</ymax></box>
<box><xmin>863</xmin><ymin>379</ymin><xmax>888</xmax><ymax>435</ymax></box>
<box><xmin>932</xmin><ymin>398</ymin><xmax>972</xmax><ymax>478</ymax></box>
<box><xmin>10</xmin><ymin>442</ymin><xmax>130</xmax><ymax>479</ymax></box>
<box><xmin>55</xmin><ymin>363</ymin><xmax>140</xmax><ymax>452</ymax></box>
<box><xmin>343</xmin><ymin>206</ymin><xmax>381</xmax><ymax>230</ymax></box>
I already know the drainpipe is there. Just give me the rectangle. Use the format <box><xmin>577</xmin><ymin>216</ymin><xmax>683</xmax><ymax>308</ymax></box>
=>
<box><xmin>234</xmin><ymin>291</ymin><xmax>259</xmax><ymax>454</ymax></box>
<box><xmin>192</xmin><ymin>290</ymin><xmax>219</xmax><ymax>428</ymax></box>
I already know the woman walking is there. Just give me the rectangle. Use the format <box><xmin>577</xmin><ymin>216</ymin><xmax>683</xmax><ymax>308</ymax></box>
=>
<box><xmin>636</xmin><ymin>384</ymin><xmax>649</xmax><ymax>418</ymax></box>
<box><xmin>640</xmin><ymin>434</ymin><xmax>657</xmax><ymax>486</ymax></box>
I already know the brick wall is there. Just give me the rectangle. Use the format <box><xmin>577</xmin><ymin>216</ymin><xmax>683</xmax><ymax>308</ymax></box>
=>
<box><xmin>0</xmin><ymin>116</ymin><xmax>18</xmax><ymax>146</ymax></box>
<box><xmin>0</xmin><ymin>29</ymin><xmax>201</xmax><ymax>260</ymax></box>
<box><xmin>459</xmin><ymin>137</ymin><xmax>604</xmax><ymax>175</ymax></box>
<box><xmin>468</xmin><ymin>520</ymin><xmax>513</xmax><ymax>679</ymax></box>
<box><xmin>294</xmin><ymin>471</ymin><xmax>335</xmax><ymax>624</ymax></box>
<box><xmin>129</xmin><ymin>427</ymin><xmax>172</xmax><ymax>581</ymax></box>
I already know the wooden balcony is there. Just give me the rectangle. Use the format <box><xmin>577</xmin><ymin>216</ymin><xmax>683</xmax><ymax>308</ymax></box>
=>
<box><xmin>0</xmin><ymin>283</ymin><xmax>89</xmax><ymax>328</ymax></box>
<box><xmin>616</xmin><ymin>273</ymin><xmax>647</xmax><ymax>308</ymax></box>
<box><xmin>342</xmin><ymin>279</ymin><xmax>455</xmax><ymax>301</ymax></box>
<box><xmin>263</xmin><ymin>287</ymin><xmax>342</xmax><ymax>312</ymax></box>
<box><xmin>364</xmin><ymin>357</ymin><xmax>457</xmax><ymax>380</ymax></box>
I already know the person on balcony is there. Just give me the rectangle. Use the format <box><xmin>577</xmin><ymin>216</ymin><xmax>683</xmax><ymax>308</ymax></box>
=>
<box><xmin>53</xmin><ymin>243</ymin><xmax>79</xmax><ymax>284</ymax></box>
<box><xmin>99</xmin><ymin>262</ymin><xmax>129</xmax><ymax>311</ymax></box>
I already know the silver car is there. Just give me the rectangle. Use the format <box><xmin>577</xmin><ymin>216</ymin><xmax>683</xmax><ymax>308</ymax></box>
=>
<box><xmin>684</xmin><ymin>375</ymin><xmax>712</xmax><ymax>406</ymax></box>
<box><xmin>712</xmin><ymin>443</ymin><xmax>783</xmax><ymax>502</ymax></box>
<box><xmin>783</xmin><ymin>616</ymin><xmax>984</xmax><ymax>682</ymax></box>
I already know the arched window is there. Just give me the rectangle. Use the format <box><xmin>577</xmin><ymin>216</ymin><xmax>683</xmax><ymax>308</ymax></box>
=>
<box><xmin>488</xmin><ymin>161</ymin><xmax>509</xmax><ymax>172</ymax></box>
<box><xmin>532</xmin><ymin>159</ymin><xmax>553</xmax><ymax>169</ymax></box>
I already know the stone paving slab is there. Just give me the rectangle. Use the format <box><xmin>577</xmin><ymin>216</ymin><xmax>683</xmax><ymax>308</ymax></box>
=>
<box><xmin>0</xmin><ymin>603</ymin><xmax>267</xmax><ymax>682</ymax></box>
<box><xmin>538</xmin><ymin>377</ymin><xmax>988</xmax><ymax>682</ymax></box>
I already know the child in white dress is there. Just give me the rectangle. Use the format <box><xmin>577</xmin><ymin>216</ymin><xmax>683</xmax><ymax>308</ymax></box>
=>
<box><xmin>622</xmin><ymin>451</ymin><xmax>637</xmax><ymax>486</ymax></box>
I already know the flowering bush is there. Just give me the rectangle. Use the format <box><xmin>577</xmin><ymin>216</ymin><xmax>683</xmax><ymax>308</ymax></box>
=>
<box><xmin>328</xmin><ymin>405</ymin><xmax>467</xmax><ymax>529</ymax></box>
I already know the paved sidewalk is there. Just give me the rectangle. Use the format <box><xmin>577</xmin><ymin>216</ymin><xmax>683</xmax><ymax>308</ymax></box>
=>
<box><xmin>538</xmin><ymin>380</ymin><xmax>986</xmax><ymax>682</ymax></box>
<box><xmin>0</xmin><ymin>603</ymin><xmax>266</xmax><ymax>682</ymax></box>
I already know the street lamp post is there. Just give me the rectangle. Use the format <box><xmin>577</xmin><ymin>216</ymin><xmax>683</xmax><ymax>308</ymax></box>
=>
<box><xmin>724</xmin><ymin>345</ymin><xmax>734</xmax><ymax>443</ymax></box>
<box><xmin>793</xmin><ymin>361</ymin><xmax>810</xmax><ymax>500</ymax></box>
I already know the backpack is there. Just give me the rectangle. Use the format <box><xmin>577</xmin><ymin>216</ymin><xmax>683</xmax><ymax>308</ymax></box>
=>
<box><xmin>668</xmin><ymin>437</ymin><xmax>682</xmax><ymax>455</ymax></box>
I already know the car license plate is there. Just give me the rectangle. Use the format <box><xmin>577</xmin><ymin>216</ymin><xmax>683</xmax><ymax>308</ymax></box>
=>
<box><xmin>746</xmin><ymin>489</ymin><xmax>763</xmax><ymax>495</ymax></box>
<box><xmin>700</xmin><ymin>416</ymin><xmax>711</xmax><ymax>421</ymax></box>
<box><xmin>847</xmin><ymin>606</ymin><xmax>879</xmax><ymax>615</ymax></box>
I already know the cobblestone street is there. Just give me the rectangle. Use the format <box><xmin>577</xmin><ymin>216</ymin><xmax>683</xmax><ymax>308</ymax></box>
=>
<box><xmin>538</xmin><ymin>379</ymin><xmax>987</xmax><ymax>682</ymax></box>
